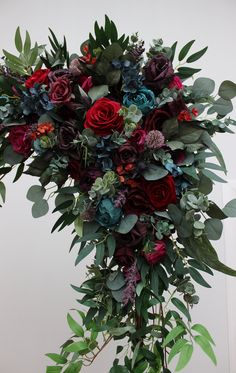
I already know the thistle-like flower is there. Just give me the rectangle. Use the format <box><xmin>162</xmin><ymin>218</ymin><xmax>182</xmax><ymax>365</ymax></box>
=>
<box><xmin>145</xmin><ymin>130</ymin><xmax>165</xmax><ymax>149</ymax></box>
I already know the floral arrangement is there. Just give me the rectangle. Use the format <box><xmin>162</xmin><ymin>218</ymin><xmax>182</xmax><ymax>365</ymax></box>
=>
<box><xmin>1</xmin><ymin>16</ymin><xmax>236</xmax><ymax>373</ymax></box>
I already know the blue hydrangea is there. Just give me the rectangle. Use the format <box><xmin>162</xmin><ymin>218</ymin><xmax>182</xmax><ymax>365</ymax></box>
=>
<box><xmin>165</xmin><ymin>161</ymin><xmax>183</xmax><ymax>177</ymax></box>
<box><xmin>21</xmin><ymin>84</ymin><xmax>53</xmax><ymax>116</ymax></box>
<box><xmin>96</xmin><ymin>198</ymin><xmax>122</xmax><ymax>227</ymax></box>
<box><xmin>123</xmin><ymin>87</ymin><xmax>156</xmax><ymax>114</ymax></box>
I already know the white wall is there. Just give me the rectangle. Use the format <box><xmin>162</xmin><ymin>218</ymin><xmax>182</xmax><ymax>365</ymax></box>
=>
<box><xmin>0</xmin><ymin>1</ymin><xmax>236</xmax><ymax>372</ymax></box>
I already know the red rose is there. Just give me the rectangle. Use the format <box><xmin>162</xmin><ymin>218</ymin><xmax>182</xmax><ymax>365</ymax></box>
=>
<box><xmin>49</xmin><ymin>76</ymin><xmax>72</xmax><ymax>104</ymax></box>
<box><xmin>143</xmin><ymin>176</ymin><xmax>177</xmax><ymax>211</ymax></box>
<box><xmin>84</xmin><ymin>98</ymin><xmax>124</xmax><ymax>136</ymax></box>
<box><xmin>144</xmin><ymin>108</ymin><xmax>171</xmax><ymax>132</ymax></box>
<box><xmin>8</xmin><ymin>125</ymin><xmax>32</xmax><ymax>156</ymax></box>
<box><xmin>25</xmin><ymin>68</ymin><xmax>50</xmax><ymax>89</ymax></box>
<box><xmin>143</xmin><ymin>240</ymin><xmax>166</xmax><ymax>265</ymax></box>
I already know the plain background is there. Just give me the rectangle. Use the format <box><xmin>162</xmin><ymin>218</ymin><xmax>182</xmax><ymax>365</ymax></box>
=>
<box><xmin>0</xmin><ymin>0</ymin><xmax>236</xmax><ymax>372</ymax></box>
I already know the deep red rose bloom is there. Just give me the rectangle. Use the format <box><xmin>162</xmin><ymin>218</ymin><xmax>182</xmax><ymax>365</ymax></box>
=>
<box><xmin>143</xmin><ymin>240</ymin><xmax>166</xmax><ymax>265</ymax></box>
<box><xmin>124</xmin><ymin>185</ymin><xmax>154</xmax><ymax>216</ymax></box>
<box><xmin>8</xmin><ymin>125</ymin><xmax>32</xmax><ymax>156</ymax></box>
<box><xmin>84</xmin><ymin>98</ymin><xmax>124</xmax><ymax>136</ymax></box>
<box><xmin>115</xmin><ymin>246</ymin><xmax>135</xmax><ymax>267</ymax></box>
<box><xmin>49</xmin><ymin>76</ymin><xmax>72</xmax><ymax>104</ymax></box>
<box><xmin>165</xmin><ymin>95</ymin><xmax>187</xmax><ymax>117</ymax></box>
<box><xmin>25</xmin><ymin>68</ymin><xmax>50</xmax><ymax>89</ymax></box>
<box><xmin>143</xmin><ymin>176</ymin><xmax>177</xmax><ymax>211</ymax></box>
<box><xmin>144</xmin><ymin>108</ymin><xmax>171</xmax><ymax>132</ymax></box>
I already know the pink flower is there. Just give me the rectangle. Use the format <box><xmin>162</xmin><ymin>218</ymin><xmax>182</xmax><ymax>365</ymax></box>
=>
<box><xmin>168</xmin><ymin>75</ymin><xmax>183</xmax><ymax>90</ymax></box>
<box><xmin>143</xmin><ymin>240</ymin><xmax>166</xmax><ymax>265</ymax></box>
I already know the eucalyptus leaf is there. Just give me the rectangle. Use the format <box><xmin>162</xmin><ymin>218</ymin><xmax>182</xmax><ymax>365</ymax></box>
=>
<box><xmin>32</xmin><ymin>199</ymin><xmax>49</xmax><ymax>218</ymax></box>
<box><xmin>218</xmin><ymin>80</ymin><xmax>236</xmax><ymax>100</ymax></box>
<box><xmin>27</xmin><ymin>185</ymin><xmax>46</xmax><ymax>202</ymax></box>
<box><xmin>192</xmin><ymin>77</ymin><xmax>215</xmax><ymax>98</ymax></box>
<box><xmin>106</xmin><ymin>271</ymin><xmax>125</xmax><ymax>290</ymax></box>
<box><xmin>186</xmin><ymin>46</ymin><xmax>208</xmax><ymax>63</ymax></box>
<box><xmin>204</xmin><ymin>218</ymin><xmax>223</xmax><ymax>240</ymax></box>
<box><xmin>189</xmin><ymin>267</ymin><xmax>211</xmax><ymax>288</ymax></box>
<box><xmin>162</xmin><ymin>325</ymin><xmax>185</xmax><ymax>347</ymax></box>
<box><xmin>191</xmin><ymin>324</ymin><xmax>215</xmax><ymax>345</ymax></box>
<box><xmin>88</xmin><ymin>85</ymin><xmax>109</xmax><ymax>102</ymax></box>
<box><xmin>116</xmin><ymin>214</ymin><xmax>138</xmax><ymax>234</ymax></box>
<box><xmin>0</xmin><ymin>181</ymin><xmax>6</xmax><ymax>203</ymax></box>
<box><xmin>142</xmin><ymin>164</ymin><xmax>168</xmax><ymax>181</ymax></box>
<box><xmin>223</xmin><ymin>199</ymin><xmax>236</xmax><ymax>217</ymax></box>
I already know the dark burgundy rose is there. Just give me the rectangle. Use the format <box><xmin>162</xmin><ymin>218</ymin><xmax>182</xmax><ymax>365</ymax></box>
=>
<box><xmin>58</xmin><ymin>121</ymin><xmax>79</xmax><ymax>151</ymax></box>
<box><xmin>129</xmin><ymin>129</ymin><xmax>146</xmax><ymax>151</ymax></box>
<box><xmin>165</xmin><ymin>94</ymin><xmax>187</xmax><ymax>117</ymax></box>
<box><xmin>143</xmin><ymin>54</ymin><xmax>174</xmax><ymax>92</ymax></box>
<box><xmin>115</xmin><ymin>221</ymin><xmax>148</xmax><ymax>249</ymax></box>
<box><xmin>8</xmin><ymin>125</ymin><xmax>32</xmax><ymax>156</ymax></box>
<box><xmin>68</xmin><ymin>159</ymin><xmax>81</xmax><ymax>180</ymax></box>
<box><xmin>113</xmin><ymin>143</ymin><xmax>138</xmax><ymax>166</ymax></box>
<box><xmin>49</xmin><ymin>76</ymin><xmax>72</xmax><ymax>104</ymax></box>
<box><xmin>115</xmin><ymin>247</ymin><xmax>135</xmax><ymax>267</ymax></box>
<box><xmin>143</xmin><ymin>176</ymin><xmax>177</xmax><ymax>211</ymax></box>
<box><xmin>79</xmin><ymin>167</ymin><xmax>103</xmax><ymax>192</ymax></box>
<box><xmin>144</xmin><ymin>108</ymin><xmax>171</xmax><ymax>132</ymax></box>
<box><xmin>124</xmin><ymin>185</ymin><xmax>154</xmax><ymax>216</ymax></box>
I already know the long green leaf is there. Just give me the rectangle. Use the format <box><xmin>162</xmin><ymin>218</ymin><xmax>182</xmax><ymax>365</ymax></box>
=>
<box><xmin>75</xmin><ymin>243</ymin><xmax>94</xmax><ymax>266</ymax></box>
<box><xmin>175</xmin><ymin>343</ymin><xmax>193</xmax><ymax>371</ymax></box>
<box><xmin>162</xmin><ymin>325</ymin><xmax>185</xmax><ymax>347</ymax></box>
<box><xmin>15</xmin><ymin>26</ymin><xmax>23</xmax><ymax>53</ymax></box>
<box><xmin>168</xmin><ymin>338</ymin><xmax>188</xmax><ymax>364</ymax></box>
<box><xmin>186</xmin><ymin>46</ymin><xmax>208</xmax><ymax>63</ymax></box>
<box><xmin>194</xmin><ymin>335</ymin><xmax>217</xmax><ymax>365</ymax></box>
<box><xmin>178</xmin><ymin>40</ymin><xmax>195</xmax><ymax>61</ymax></box>
<box><xmin>67</xmin><ymin>314</ymin><xmax>84</xmax><ymax>337</ymax></box>
<box><xmin>171</xmin><ymin>298</ymin><xmax>191</xmax><ymax>321</ymax></box>
<box><xmin>191</xmin><ymin>324</ymin><xmax>215</xmax><ymax>345</ymax></box>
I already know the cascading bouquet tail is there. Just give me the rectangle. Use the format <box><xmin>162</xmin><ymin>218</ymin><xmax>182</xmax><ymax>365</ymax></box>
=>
<box><xmin>1</xmin><ymin>15</ymin><xmax>236</xmax><ymax>373</ymax></box>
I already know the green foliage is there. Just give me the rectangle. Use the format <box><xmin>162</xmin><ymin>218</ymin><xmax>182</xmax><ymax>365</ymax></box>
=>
<box><xmin>175</xmin><ymin>343</ymin><xmax>193</xmax><ymax>371</ymax></box>
<box><xmin>116</xmin><ymin>214</ymin><xmax>138</xmax><ymax>234</ymax></box>
<box><xmin>0</xmin><ymin>181</ymin><xmax>6</xmax><ymax>205</ymax></box>
<box><xmin>218</xmin><ymin>80</ymin><xmax>236</xmax><ymax>100</ymax></box>
<box><xmin>89</xmin><ymin>15</ymin><xmax>129</xmax><ymax>53</ymax></box>
<box><xmin>3</xmin><ymin>27</ymin><xmax>44</xmax><ymax>75</ymax></box>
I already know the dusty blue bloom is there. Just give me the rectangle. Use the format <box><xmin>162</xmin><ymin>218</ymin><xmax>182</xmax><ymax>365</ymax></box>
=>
<box><xmin>165</xmin><ymin>161</ymin><xmax>183</xmax><ymax>177</ymax></box>
<box><xmin>21</xmin><ymin>84</ymin><xmax>53</xmax><ymax>116</ymax></box>
<box><xmin>96</xmin><ymin>198</ymin><xmax>122</xmax><ymax>227</ymax></box>
<box><xmin>123</xmin><ymin>87</ymin><xmax>156</xmax><ymax>114</ymax></box>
